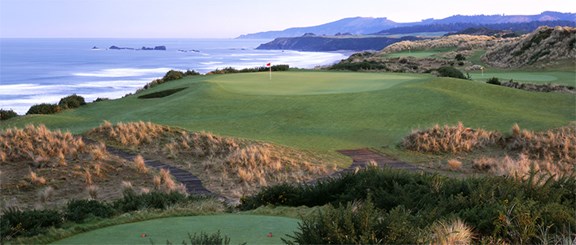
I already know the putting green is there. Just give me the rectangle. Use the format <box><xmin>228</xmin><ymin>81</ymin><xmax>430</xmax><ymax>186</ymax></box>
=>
<box><xmin>52</xmin><ymin>215</ymin><xmax>300</xmax><ymax>245</ymax></box>
<box><xmin>210</xmin><ymin>71</ymin><xmax>425</xmax><ymax>95</ymax></box>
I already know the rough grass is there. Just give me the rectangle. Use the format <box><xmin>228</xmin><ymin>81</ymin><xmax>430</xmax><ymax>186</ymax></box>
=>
<box><xmin>88</xmin><ymin>121</ymin><xmax>336</xmax><ymax>200</ymax></box>
<box><xmin>0</xmin><ymin>125</ymin><xmax>158</xmax><ymax>210</ymax></box>
<box><xmin>402</xmin><ymin>122</ymin><xmax>501</xmax><ymax>153</ymax></box>
<box><xmin>403</xmin><ymin>122</ymin><xmax>576</xmax><ymax>179</ymax></box>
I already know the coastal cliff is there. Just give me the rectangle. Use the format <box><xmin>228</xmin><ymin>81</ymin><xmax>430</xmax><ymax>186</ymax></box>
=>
<box><xmin>256</xmin><ymin>35</ymin><xmax>423</xmax><ymax>51</ymax></box>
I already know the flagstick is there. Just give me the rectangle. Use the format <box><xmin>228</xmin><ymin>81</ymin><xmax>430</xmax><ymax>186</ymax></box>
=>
<box><xmin>269</xmin><ymin>66</ymin><xmax>272</xmax><ymax>80</ymax></box>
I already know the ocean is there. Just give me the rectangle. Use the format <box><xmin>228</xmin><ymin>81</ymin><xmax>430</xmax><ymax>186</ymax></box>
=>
<box><xmin>0</xmin><ymin>38</ymin><xmax>348</xmax><ymax>115</ymax></box>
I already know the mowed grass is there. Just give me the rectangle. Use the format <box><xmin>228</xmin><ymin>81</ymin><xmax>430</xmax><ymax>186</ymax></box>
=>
<box><xmin>52</xmin><ymin>215</ymin><xmax>300</xmax><ymax>245</ymax></box>
<box><xmin>2</xmin><ymin>71</ymin><xmax>574</xmax><ymax>163</ymax></box>
<box><xmin>211</xmin><ymin>71</ymin><xmax>420</xmax><ymax>95</ymax></box>
<box><xmin>469</xmin><ymin>71</ymin><xmax>576</xmax><ymax>86</ymax></box>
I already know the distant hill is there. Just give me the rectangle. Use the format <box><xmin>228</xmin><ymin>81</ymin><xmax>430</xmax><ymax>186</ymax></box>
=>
<box><xmin>255</xmin><ymin>35</ymin><xmax>422</xmax><ymax>51</ymax></box>
<box><xmin>483</xmin><ymin>26</ymin><xmax>576</xmax><ymax>68</ymax></box>
<box><xmin>374</xmin><ymin>20</ymin><xmax>576</xmax><ymax>36</ymax></box>
<box><xmin>237</xmin><ymin>17</ymin><xmax>400</xmax><ymax>39</ymax></box>
<box><xmin>238</xmin><ymin>11</ymin><xmax>576</xmax><ymax>39</ymax></box>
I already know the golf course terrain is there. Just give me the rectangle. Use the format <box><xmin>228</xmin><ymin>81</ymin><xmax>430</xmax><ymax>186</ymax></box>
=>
<box><xmin>2</xmin><ymin>71</ymin><xmax>573</xmax><ymax>162</ymax></box>
<box><xmin>2</xmin><ymin>27</ymin><xmax>575</xmax><ymax>243</ymax></box>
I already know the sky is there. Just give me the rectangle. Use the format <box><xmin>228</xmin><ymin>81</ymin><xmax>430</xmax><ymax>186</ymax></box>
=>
<box><xmin>1</xmin><ymin>0</ymin><xmax>574</xmax><ymax>38</ymax></box>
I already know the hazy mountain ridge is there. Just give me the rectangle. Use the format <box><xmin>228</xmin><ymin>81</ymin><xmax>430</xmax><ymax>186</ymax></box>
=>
<box><xmin>375</xmin><ymin>20</ymin><xmax>576</xmax><ymax>36</ymax></box>
<box><xmin>238</xmin><ymin>17</ymin><xmax>400</xmax><ymax>39</ymax></box>
<box><xmin>238</xmin><ymin>11</ymin><xmax>576</xmax><ymax>39</ymax></box>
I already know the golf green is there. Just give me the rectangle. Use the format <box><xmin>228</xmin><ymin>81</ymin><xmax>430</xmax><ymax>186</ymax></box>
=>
<box><xmin>210</xmin><ymin>71</ymin><xmax>424</xmax><ymax>95</ymax></box>
<box><xmin>52</xmin><ymin>215</ymin><xmax>300</xmax><ymax>245</ymax></box>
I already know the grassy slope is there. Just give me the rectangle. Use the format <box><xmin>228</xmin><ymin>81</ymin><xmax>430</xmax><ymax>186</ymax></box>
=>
<box><xmin>2</xmin><ymin>71</ymin><xmax>574</xmax><ymax>163</ymax></box>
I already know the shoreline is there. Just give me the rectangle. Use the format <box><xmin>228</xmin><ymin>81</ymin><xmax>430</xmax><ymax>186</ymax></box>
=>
<box><xmin>0</xmin><ymin>38</ymin><xmax>349</xmax><ymax>115</ymax></box>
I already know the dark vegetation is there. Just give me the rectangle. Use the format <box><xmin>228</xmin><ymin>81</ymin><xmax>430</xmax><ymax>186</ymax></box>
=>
<box><xmin>486</xmin><ymin>77</ymin><xmax>502</xmax><ymax>85</ymax></box>
<box><xmin>0</xmin><ymin>190</ymin><xmax>210</xmax><ymax>241</ymax></box>
<box><xmin>207</xmin><ymin>64</ymin><xmax>290</xmax><ymax>74</ymax></box>
<box><xmin>241</xmin><ymin>167</ymin><xmax>576</xmax><ymax>244</ymax></box>
<box><xmin>329</xmin><ymin>60</ymin><xmax>386</xmax><ymax>71</ymax></box>
<box><xmin>138</xmin><ymin>87</ymin><xmax>188</xmax><ymax>99</ymax></box>
<box><xmin>26</xmin><ymin>103</ymin><xmax>61</xmax><ymax>115</ymax></box>
<box><xmin>140</xmin><ymin>69</ymin><xmax>200</xmax><ymax>91</ymax></box>
<box><xmin>436</xmin><ymin>66</ymin><xmax>467</xmax><ymax>79</ymax></box>
<box><xmin>486</xmin><ymin>77</ymin><xmax>575</xmax><ymax>93</ymax></box>
<box><xmin>25</xmin><ymin>94</ymin><xmax>87</xmax><ymax>115</ymax></box>
<box><xmin>58</xmin><ymin>94</ymin><xmax>86</xmax><ymax>109</ymax></box>
<box><xmin>168</xmin><ymin>231</ymin><xmax>232</xmax><ymax>245</ymax></box>
<box><xmin>0</xmin><ymin>109</ymin><xmax>18</xmax><ymax>120</ymax></box>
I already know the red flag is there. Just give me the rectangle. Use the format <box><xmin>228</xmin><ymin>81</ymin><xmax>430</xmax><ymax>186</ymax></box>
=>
<box><xmin>266</xmin><ymin>63</ymin><xmax>271</xmax><ymax>67</ymax></box>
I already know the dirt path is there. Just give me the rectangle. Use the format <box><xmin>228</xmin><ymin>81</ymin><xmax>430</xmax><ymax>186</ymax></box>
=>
<box><xmin>337</xmin><ymin>148</ymin><xmax>420</xmax><ymax>172</ymax></box>
<box><xmin>308</xmin><ymin>148</ymin><xmax>420</xmax><ymax>185</ymax></box>
<box><xmin>84</xmin><ymin>138</ymin><xmax>213</xmax><ymax>196</ymax></box>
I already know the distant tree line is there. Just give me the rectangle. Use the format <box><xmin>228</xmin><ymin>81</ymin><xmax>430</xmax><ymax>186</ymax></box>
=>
<box><xmin>207</xmin><ymin>64</ymin><xmax>290</xmax><ymax>74</ymax></box>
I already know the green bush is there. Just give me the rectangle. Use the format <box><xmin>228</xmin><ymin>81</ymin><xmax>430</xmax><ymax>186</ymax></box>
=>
<box><xmin>162</xmin><ymin>70</ymin><xmax>185</xmax><ymax>81</ymax></box>
<box><xmin>242</xmin><ymin>168</ymin><xmax>576</xmax><ymax>244</ymax></box>
<box><xmin>0</xmin><ymin>208</ymin><xmax>63</xmax><ymax>239</ymax></box>
<box><xmin>112</xmin><ymin>190</ymin><xmax>188</xmax><ymax>213</ymax></box>
<box><xmin>58</xmin><ymin>94</ymin><xmax>86</xmax><ymax>109</ymax></box>
<box><xmin>184</xmin><ymin>69</ymin><xmax>200</xmax><ymax>76</ymax></box>
<box><xmin>487</xmin><ymin>77</ymin><xmax>501</xmax><ymax>85</ymax></box>
<box><xmin>437</xmin><ymin>66</ymin><xmax>467</xmax><ymax>79</ymax></box>
<box><xmin>284</xmin><ymin>199</ymin><xmax>384</xmax><ymax>245</ymax></box>
<box><xmin>65</xmin><ymin>199</ymin><xmax>116</xmax><ymax>223</ymax></box>
<box><xmin>0</xmin><ymin>109</ymin><xmax>18</xmax><ymax>120</ymax></box>
<box><xmin>455</xmin><ymin>53</ymin><xmax>466</xmax><ymax>61</ymax></box>
<box><xmin>26</xmin><ymin>103</ymin><xmax>61</xmax><ymax>115</ymax></box>
<box><xmin>183</xmin><ymin>230</ymin><xmax>231</xmax><ymax>245</ymax></box>
<box><xmin>93</xmin><ymin>97</ymin><xmax>109</xmax><ymax>102</ymax></box>
<box><xmin>330</xmin><ymin>61</ymin><xmax>386</xmax><ymax>71</ymax></box>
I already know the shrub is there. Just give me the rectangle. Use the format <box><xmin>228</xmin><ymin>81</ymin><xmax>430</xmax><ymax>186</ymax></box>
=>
<box><xmin>185</xmin><ymin>230</ymin><xmax>231</xmax><ymax>245</ymax></box>
<box><xmin>26</xmin><ymin>103</ymin><xmax>61</xmax><ymax>115</ymax></box>
<box><xmin>65</xmin><ymin>199</ymin><xmax>116</xmax><ymax>223</ymax></box>
<box><xmin>93</xmin><ymin>97</ymin><xmax>109</xmax><ymax>102</ymax></box>
<box><xmin>425</xmin><ymin>218</ymin><xmax>474</xmax><ymax>244</ymax></box>
<box><xmin>330</xmin><ymin>61</ymin><xmax>386</xmax><ymax>71</ymax></box>
<box><xmin>0</xmin><ymin>109</ymin><xmax>18</xmax><ymax>120</ymax></box>
<box><xmin>112</xmin><ymin>190</ymin><xmax>188</xmax><ymax>213</ymax></box>
<box><xmin>455</xmin><ymin>53</ymin><xmax>466</xmax><ymax>61</ymax></box>
<box><xmin>162</xmin><ymin>70</ymin><xmax>185</xmax><ymax>81</ymax></box>
<box><xmin>58</xmin><ymin>94</ymin><xmax>86</xmax><ymax>109</ymax></box>
<box><xmin>437</xmin><ymin>66</ymin><xmax>467</xmax><ymax>79</ymax></box>
<box><xmin>284</xmin><ymin>199</ymin><xmax>384</xmax><ymax>245</ymax></box>
<box><xmin>184</xmin><ymin>69</ymin><xmax>200</xmax><ymax>76</ymax></box>
<box><xmin>486</xmin><ymin>77</ymin><xmax>501</xmax><ymax>85</ymax></box>
<box><xmin>242</xmin><ymin>167</ymin><xmax>576</xmax><ymax>244</ymax></box>
<box><xmin>0</xmin><ymin>208</ymin><xmax>62</xmax><ymax>239</ymax></box>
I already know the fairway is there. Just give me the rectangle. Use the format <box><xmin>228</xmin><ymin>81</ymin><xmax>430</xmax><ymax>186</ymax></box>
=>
<box><xmin>52</xmin><ymin>215</ymin><xmax>300</xmax><ymax>245</ymax></box>
<box><xmin>469</xmin><ymin>71</ymin><xmax>576</xmax><ymax>86</ymax></box>
<box><xmin>211</xmin><ymin>71</ymin><xmax>422</xmax><ymax>95</ymax></box>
